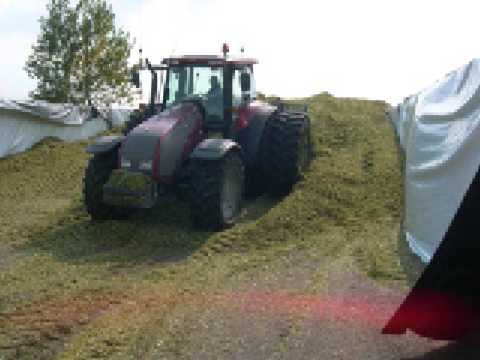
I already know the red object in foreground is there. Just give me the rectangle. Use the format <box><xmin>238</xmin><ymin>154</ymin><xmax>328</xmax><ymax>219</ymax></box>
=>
<box><xmin>383</xmin><ymin>289</ymin><xmax>478</xmax><ymax>340</ymax></box>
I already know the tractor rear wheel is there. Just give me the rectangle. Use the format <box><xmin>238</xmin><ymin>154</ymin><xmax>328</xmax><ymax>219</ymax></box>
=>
<box><xmin>187</xmin><ymin>151</ymin><xmax>245</xmax><ymax>230</ymax></box>
<box><xmin>83</xmin><ymin>151</ymin><xmax>131</xmax><ymax>220</ymax></box>
<box><xmin>265</xmin><ymin>112</ymin><xmax>312</xmax><ymax>195</ymax></box>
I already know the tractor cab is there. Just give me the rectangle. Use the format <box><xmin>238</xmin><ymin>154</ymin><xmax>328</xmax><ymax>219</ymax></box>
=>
<box><xmin>131</xmin><ymin>48</ymin><xmax>258</xmax><ymax>139</ymax></box>
<box><xmin>161</xmin><ymin>55</ymin><xmax>257</xmax><ymax>137</ymax></box>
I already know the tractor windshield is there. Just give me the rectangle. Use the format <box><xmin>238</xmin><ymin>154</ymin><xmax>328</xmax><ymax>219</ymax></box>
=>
<box><xmin>165</xmin><ymin>65</ymin><xmax>224</xmax><ymax>119</ymax></box>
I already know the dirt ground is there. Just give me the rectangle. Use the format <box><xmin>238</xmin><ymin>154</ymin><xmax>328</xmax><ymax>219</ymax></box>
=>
<box><xmin>146</xmin><ymin>249</ymin><xmax>480</xmax><ymax>360</ymax></box>
<box><xmin>2</xmin><ymin>238</ymin><xmax>479</xmax><ymax>360</ymax></box>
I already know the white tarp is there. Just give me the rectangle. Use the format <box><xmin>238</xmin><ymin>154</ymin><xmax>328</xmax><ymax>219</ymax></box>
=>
<box><xmin>390</xmin><ymin>58</ymin><xmax>480</xmax><ymax>263</ymax></box>
<box><xmin>0</xmin><ymin>100</ymin><xmax>132</xmax><ymax>158</ymax></box>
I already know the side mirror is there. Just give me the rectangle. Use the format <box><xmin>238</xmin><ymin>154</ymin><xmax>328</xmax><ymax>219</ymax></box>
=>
<box><xmin>240</xmin><ymin>73</ymin><xmax>251</xmax><ymax>92</ymax></box>
<box><xmin>131</xmin><ymin>69</ymin><xmax>140</xmax><ymax>88</ymax></box>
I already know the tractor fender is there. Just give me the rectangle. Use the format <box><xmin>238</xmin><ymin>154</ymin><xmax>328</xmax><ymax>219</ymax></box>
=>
<box><xmin>189</xmin><ymin>138</ymin><xmax>242</xmax><ymax>160</ymax></box>
<box><xmin>86</xmin><ymin>135</ymin><xmax>125</xmax><ymax>154</ymax></box>
<box><xmin>234</xmin><ymin>101</ymin><xmax>276</xmax><ymax>165</ymax></box>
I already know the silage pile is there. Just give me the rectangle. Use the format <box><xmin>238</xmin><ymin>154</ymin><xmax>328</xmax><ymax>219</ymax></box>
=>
<box><xmin>0</xmin><ymin>93</ymin><xmax>406</xmax><ymax>277</ymax></box>
<box><xmin>206</xmin><ymin>92</ymin><xmax>405</xmax><ymax>280</ymax></box>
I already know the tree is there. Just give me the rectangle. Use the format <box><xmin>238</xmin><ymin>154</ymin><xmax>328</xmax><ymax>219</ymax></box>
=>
<box><xmin>24</xmin><ymin>0</ymin><xmax>77</xmax><ymax>103</ymax></box>
<box><xmin>25</xmin><ymin>0</ymin><xmax>134</xmax><ymax>106</ymax></box>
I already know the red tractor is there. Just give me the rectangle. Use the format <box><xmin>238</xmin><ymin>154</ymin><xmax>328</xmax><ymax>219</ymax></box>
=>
<box><xmin>84</xmin><ymin>46</ymin><xmax>312</xmax><ymax>230</ymax></box>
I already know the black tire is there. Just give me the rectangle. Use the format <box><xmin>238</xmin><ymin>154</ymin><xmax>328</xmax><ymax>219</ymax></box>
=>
<box><xmin>83</xmin><ymin>151</ymin><xmax>132</xmax><ymax>220</ymax></box>
<box><xmin>186</xmin><ymin>151</ymin><xmax>245</xmax><ymax>230</ymax></box>
<box><xmin>243</xmin><ymin>119</ymin><xmax>271</xmax><ymax>197</ymax></box>
<box><xmin>244</xmin><ymin>164</ymin><xmax>267</xmax><ymax>198</ymax></box>
<box><xmin>264</xmin><ymin>112</ymin><xmax>312</xmax><ymax>196</ymax></box>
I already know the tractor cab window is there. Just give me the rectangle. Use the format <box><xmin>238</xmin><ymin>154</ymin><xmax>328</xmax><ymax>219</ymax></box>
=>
<box><xmin>232</xmin><ymin>69</ymin><xmax>242</xmax><ymax>107</ymax></box>
<box><xmin>232</xmin><ymin>66</ymin><xmax>255</xmax><ymax>106</ymax></box>
<box><xmin>165</xmin><ymin>65</ymin><xmax>224</xmax><ymax>121</ymax></box>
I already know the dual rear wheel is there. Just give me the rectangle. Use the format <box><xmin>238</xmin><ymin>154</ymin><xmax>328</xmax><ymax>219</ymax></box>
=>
<box><xmin>186</xmin><ymin>111</ymin><xmax>312</xmax><ymax>230</ymax></box>
<box><xmin>264</xmin><ymin>112</ymin><xmax>312</xmax><ymax>195</ymax></box>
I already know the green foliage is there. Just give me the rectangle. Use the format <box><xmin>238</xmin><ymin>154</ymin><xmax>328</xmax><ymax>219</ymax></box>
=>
<box><xmin>24</xmin><ymin>0</ymin><xmax>77</xmax><ymax>103</ymax></box>
<box><xmin>25</xmin><ymin>0</ymin><xmax>134</xmax><ymax>106</ymax></box>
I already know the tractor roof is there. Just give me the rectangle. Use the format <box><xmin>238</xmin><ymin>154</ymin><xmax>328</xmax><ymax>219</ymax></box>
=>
<box><xmin>162</xmin><ymin>55</ymin><xmax>258</xmax><ymax>66</ymax></box>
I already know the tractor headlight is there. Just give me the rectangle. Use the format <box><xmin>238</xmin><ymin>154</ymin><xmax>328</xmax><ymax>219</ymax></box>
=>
<box><xmin>121</xmin><ymin>159</ymin><xmax>131</xmax><ymax>168</ymax></box>
<box><xmin>139</xmin><ymin>160</ymin><xmax>153</xmax><ymax>171</ymax></box>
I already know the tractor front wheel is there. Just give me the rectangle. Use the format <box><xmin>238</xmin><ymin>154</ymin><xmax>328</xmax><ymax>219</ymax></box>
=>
<box><xmin>83</xmin><ymin>151</ymin><xmax>131</xmax><ymax>220</ymax></box>
<box><xmin>187</xmin><ymin>151</ymin><xmax>245</xmax><ymax>230</ymax></box>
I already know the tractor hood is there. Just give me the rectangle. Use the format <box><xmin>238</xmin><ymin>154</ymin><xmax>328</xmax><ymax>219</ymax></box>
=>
<box><xmin>119</xmin><ymin>102</ymin><xmax>203</xmax><ymax>183</ymax></box>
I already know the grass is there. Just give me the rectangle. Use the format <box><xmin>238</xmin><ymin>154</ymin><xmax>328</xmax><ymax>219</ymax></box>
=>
<box><xmin>0</xmin><ymin>93</ymin><xmax>407</xmax><ymax>359</ymax></box>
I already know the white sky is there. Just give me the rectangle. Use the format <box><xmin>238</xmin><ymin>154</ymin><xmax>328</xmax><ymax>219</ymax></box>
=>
<box><xmin>1</xmin><ymin>0</ymin><xmax>479</xmax><ymax>105</ymax></box>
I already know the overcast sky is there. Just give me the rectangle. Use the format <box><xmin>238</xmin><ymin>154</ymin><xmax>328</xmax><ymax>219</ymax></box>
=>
<box><xmin>1</xmin><ymin>0</ymin><xmax>479</xmax><ymax>105</ymax></box>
